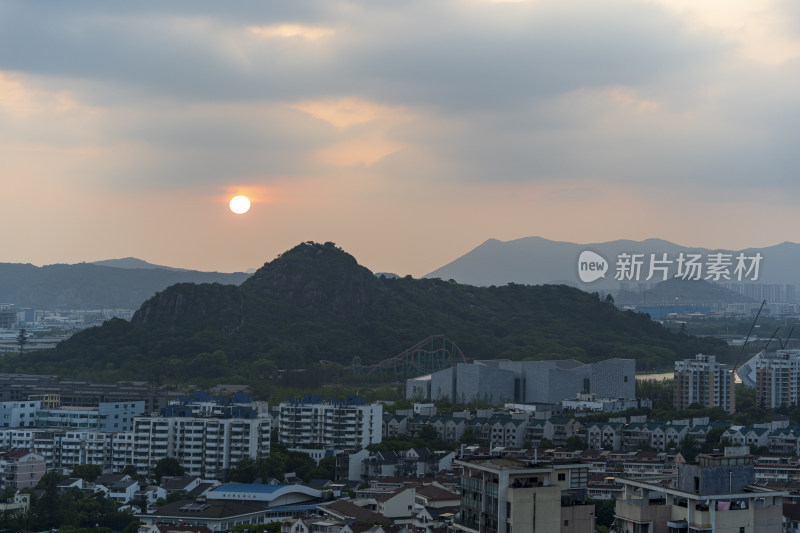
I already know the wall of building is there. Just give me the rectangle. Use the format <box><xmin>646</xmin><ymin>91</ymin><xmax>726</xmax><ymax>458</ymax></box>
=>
<box><xmin>412</xmin><ymin>358</ymin><xmax>636</xmax><ymax>405</ymax></box>
<box><xmin>406</xmin><ymin>377</ymin><xmax>431</xmax><ymax>401</ymax></box>
<box><xmin>429</xmin><ymin>367</ymin><xmax>454</xmax><ymax>402</ymax></box>
<box><xmin>591</xmin><ymin>359</ymin><xmax>636</xmax><ymax>399</ymax></box>
<box><xmin>678</xmin><ymin>463</ymin><xmax>755</xmax><ymax>496</ymax></box>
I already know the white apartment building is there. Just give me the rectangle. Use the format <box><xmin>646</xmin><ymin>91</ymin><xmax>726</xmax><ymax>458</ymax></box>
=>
<box><xmin>0</xmin><ymin>394</ymin><xmax>271</xmax><ymax>479</ymax></box>
<box><xmin>753</xmin><ymin>351</ymin><xmax>800</xmax><ymax>409</ymax></box>
<box><xmin>0</xmin><ymin>401</ymin><xmax>41</xmax><ymax>428</ymax></box>
<box><xmin>0</xmin><ymin>428</ymin><xmax>62</xmax><ymax>469</ymax></box>
<box><xmin>278</xmin><ymin>397</ymin><xmax>382</xmax><ymax>451</ymax></box>
<box><xmin>0</xmin><ymin>400</ymin><xmax>144</xmax><ymax>433</ymax></box>
<box><xmin>674</xmin><ymin>354</ymin><xmax>735</xmax><ymax>414</ymax></box>
<box><xmin>60</xmin><ymin>430</ymin><xmax>112</xmax><ymax>470</ymax></box>
<box><xmin>126</xmin><ymin>416</ymin><xmax>271</xmax><ymax>478</ymax></box>
<box><xmin>36</xmin><ymin>401</ymin><xmax>144</xmax><ymax>432</ymax></box>
<box><xmin>1</xmin><ymin>415</ymin><xmax>270</xmax><ymax>479</ymax></box>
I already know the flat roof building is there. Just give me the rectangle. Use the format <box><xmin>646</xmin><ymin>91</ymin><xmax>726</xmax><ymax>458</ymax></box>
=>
<box><xmin>614</xmin><ymin>447</ymin><xmax>786</xmax><ymax>532</ymax></box>
<box><xmin>452</xmin><ymin>456</ymin><xmax>595</xmax><ymax>533</ymax></box>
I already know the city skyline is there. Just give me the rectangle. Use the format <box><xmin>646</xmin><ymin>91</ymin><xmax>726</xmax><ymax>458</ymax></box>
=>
<box><xmin>2</xmin><ymin>1</ymin><xmax>800</xmax><ymax>276</ymax></box>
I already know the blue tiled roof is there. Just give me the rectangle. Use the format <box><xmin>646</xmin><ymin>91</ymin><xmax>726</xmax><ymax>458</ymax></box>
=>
<box><xmin>211</xmin><ymin>483</ymin><xmax>289</xmax><ymax>494</ymax></box>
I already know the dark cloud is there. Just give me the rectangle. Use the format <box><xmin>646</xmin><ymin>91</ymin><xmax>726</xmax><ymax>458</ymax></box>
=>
<box><xmin>2</xmin><ymin>0</ymin><xmax>799</xmax><ymax>195</ymax></box>
<box><xmin>0</xmin><ymin>0</ymin><xmax>718</xmax><ymax>106</ymax></box>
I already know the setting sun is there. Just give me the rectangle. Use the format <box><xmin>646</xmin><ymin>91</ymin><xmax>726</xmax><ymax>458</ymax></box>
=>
<box><xmin>229</xmin><ymin>195</ymin><xmax>251</xmax><ymax>214</ymax></box>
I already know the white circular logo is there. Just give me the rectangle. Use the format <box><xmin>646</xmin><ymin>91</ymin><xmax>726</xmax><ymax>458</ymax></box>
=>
<box><xmin>578</xmin><ymin>250</ymin><xmax>608</xmax><ymax>283</ymax></box>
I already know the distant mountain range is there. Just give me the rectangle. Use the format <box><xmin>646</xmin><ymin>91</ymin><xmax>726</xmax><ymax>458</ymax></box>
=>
<box><xmin>89</xmin><ymin>257</ymin><xmax>191</xmax><ymax>271</ymax></box>
<box><xmin>0</xmin><ymin>261</ymin><xmax>251</xmax><ymax>309</ymax></box>
<box><xmin>4</xmin><ymin>237</ymin><xmax>793</xmax><ymax>311</ymax></box>
<box><xmin>425</xmin><ymin>237</ymin><xmax>800</xmax><ymax>293</ymax></box>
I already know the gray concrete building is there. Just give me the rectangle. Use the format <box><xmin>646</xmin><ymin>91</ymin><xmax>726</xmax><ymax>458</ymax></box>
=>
<box><xmin>407</xmin><ymin>358</ymin><xmax>635</xmax><ymax>405</ymax></box>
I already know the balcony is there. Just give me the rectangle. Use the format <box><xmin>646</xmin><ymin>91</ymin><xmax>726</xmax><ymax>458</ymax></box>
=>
<box><xmin>615</xmin><ymin>498</ymin><xmax>671</xmax><ymax>526</ymax></box>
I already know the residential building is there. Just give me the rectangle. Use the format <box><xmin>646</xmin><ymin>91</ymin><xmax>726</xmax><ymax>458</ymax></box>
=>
<box><xmin>108</xmin><ymin>479</ymin><xmax>140</xmax><ymax>503</ymax></box>
<box><xmin>0</xmin><ymin>401</ymin><xmax>40</xmax><ymax>428</ymax></box>
<box><xmin>126</xmin><ymin>415</ymin><xmax>270</xmax><ymax>478</ymax></box>
<box><xmin>673</xmin><ymin>354</ymin><xmax>735</xmax><ymax>414</ymax></box>
<box><xmin>613</xmin><ymin>447</ymin><xmax>787</xmax><ymax>532</ymax></box>
<box><xmin>544</xmin><ymin>417</ymin><xmax>586</xmax><ymax>447</ymax></box>
<box><xmin>0</xmin><ymin>492</ymin><xmax>30</xmax><ymax>515</ymax></box>
<box><xmin>334</xmin><ymin>449</ymin><xmax>370</xmax><ymax>482</ymax></box>
<box><xmin>0</xmin><ymin>449</ymin><xmax>46</xmax><ymax>489</ymax></box>
<box><xmin>60</xmin><ymin>430</ymin><xmax>112</xmax><ymax>469</ymax></box>
<box><xmin>585</xmin><ymin>422</ymin><xmax>625</xmax><ymax>450</ymax></box>
<box><xmin>0</xmin><ymin>374</ymin><xmax>168</xmax><ymax>413</ymax></box>
<box><xmin>753</xmin><ymin>351</ymin><xmax>800</xmax><ymax>408</ymax></box>
<box><xmin>562</xmin><ymin>393</ymin><xmax>652</xmax><ymax>414</ymax></box>
<box><xmin>278</xmin><ymin>395</ymin><xmax>382</xmax><ymax>450</ymax></box>
<box><xmin>36</xmin><ymin>401</ymin><xmax>145</xmax><ymax>432</ymax></box>
<box><xmin>452</xmin><ymin>456</ymin><xmax>595</xmax><ymax>533</ymax></box>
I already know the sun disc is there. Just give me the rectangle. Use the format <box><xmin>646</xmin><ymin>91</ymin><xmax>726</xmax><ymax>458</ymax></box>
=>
<box><xmin>229</xmin><ymin>195</ymin><xmax>251</xmax><ymax>214</ymax></box>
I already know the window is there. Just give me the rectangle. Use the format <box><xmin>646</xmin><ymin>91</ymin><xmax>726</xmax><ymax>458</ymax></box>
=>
<box><xmin>558</xmin><ymin>473</ymin><xmax>566</xmax><ymax>481</ymax></box>
<box><xmin>564</xmin><ymin>520</ymin><xmax>569</xmax><ymax>527</ymax></box>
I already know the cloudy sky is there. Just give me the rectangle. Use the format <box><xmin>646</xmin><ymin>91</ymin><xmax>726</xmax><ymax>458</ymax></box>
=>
<box><xmin>2</xmin><ymin>0</ymin><xmax>799</xmax><ymax>276</ymax></box>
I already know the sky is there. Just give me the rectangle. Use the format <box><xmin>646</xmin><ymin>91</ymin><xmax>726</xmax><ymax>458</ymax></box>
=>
<box><xmin>2</xmin><ymin>0</ymin><xmax>800</xmax><ymax>276</ymax></box>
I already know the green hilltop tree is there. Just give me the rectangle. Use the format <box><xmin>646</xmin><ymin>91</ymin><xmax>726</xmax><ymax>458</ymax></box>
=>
<box><xmin>154</xmin><ymin>457</ymin><xmax>185</xmax><ymax>483</ymax></box>
<box><xmin>16</xmin><ymin>328</ymin><xmax>28</xmax><ymax>354</ymax></box>
<box><xmin>72</xmin><ymin>463</ymin><xmax>102</xmax><ymax>482</ymax></box>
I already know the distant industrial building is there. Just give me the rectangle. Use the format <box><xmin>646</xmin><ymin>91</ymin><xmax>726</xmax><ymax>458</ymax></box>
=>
<box><xmin>0</xmin><ymin>373</ymin><xmax>169</xmax><ymax>413</ymax></box>
<box><xmin>406</xmin><ymin>358</ymin><xmax>635</xmax><ymax>405</ymax></box>
<box><xmin>673</xmin><ymin>354</ymin><xmax>735</xmax><ymax>414</ymax></box>
<box><xmin>0</xmin><ymin>305</ymin><xmax>17</xmax><ymax>329</ymax></box>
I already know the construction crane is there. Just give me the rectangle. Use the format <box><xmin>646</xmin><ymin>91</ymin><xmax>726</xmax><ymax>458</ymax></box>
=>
<box><xmin>733</xmin><ymin>299</ymin><xmax>766</xmax><ymax>375</ymax></box>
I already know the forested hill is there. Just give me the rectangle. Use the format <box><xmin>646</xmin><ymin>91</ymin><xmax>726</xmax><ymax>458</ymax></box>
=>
<box><xmin>4</xmin><ymin>242</ymin><xmax>728</xmax><ymax>384</ymax></box>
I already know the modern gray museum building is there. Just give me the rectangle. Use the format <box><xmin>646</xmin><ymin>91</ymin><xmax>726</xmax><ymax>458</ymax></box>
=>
<box><xmin>406</xmin><ymin>358</ymin><xmax>635</xmax><ymax>405</ymax></box>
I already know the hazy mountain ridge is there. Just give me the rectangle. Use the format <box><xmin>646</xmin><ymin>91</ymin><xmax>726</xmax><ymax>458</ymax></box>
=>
<box><xmin>0</xmin><ymin>262</ymin><xmax>251</xmax><ymax>309</ymax></box>
<box><xmin>3</xmin><ymin>242</ymin><xmax>726</xmax><ymax>384</ymax></box>
<box><xmin>90</xmin><ymin>257</ymin><xmax>190</xmax><ymax>271</ymax></box>
<box><xmin>615</xmin><ymin>278</ymin><xmax>755</xmax><ymax>306</ymax></box>
<box><xmin>426</xmin><ymin>237</ymin><xmax>800</xmax><ymax>290</ymax></box>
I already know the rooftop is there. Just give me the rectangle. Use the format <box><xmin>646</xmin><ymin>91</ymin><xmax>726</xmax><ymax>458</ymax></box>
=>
<box><xmin>209</xmin><ymin>483</ymin><xmax>287</xmax><ymax>494</ymax></box>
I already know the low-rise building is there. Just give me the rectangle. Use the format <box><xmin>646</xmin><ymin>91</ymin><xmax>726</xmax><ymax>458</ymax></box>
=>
<box><xmin>136</xmin><ymin>499</ymin><xmax>275</xmax><ymax>531</ymax></box>
<box><xmin>562</xmin><ymin>393</ymin><xmax>652</xmax><ymax>414</ymax></box>
<box><xmin>206</xmin><ymin>483</ymin><xmax>323</xmax><ymax>507</ymax></box>
<box><xmin>0</xmin><ymin>492</ymin><xmax>30</xmax><ymax>515</ymax></box>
